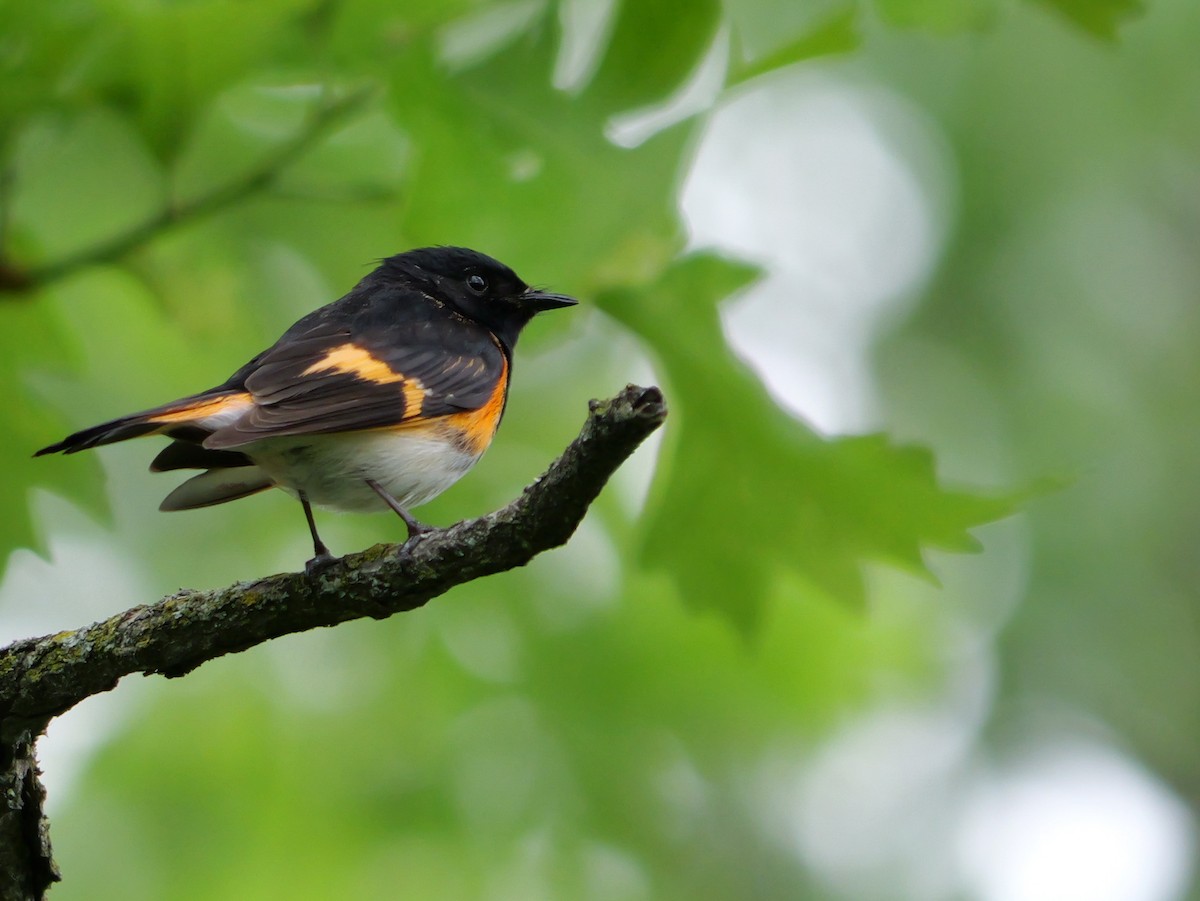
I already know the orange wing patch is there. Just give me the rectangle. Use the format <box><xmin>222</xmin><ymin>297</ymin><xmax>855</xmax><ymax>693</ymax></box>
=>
<box><xmin>439</xmin><ymin>354</ymin><xmax>508</xmax><ymax>456</ymax></box>
<box><xmin>150</xmin><ymin>393</ymin><xmax>253</xmax><ymax>426</ymax></box>
<box><xmin>302</xmin><ymin>343</ymin><xmax>426</xmax><ymax>414</ymax></box>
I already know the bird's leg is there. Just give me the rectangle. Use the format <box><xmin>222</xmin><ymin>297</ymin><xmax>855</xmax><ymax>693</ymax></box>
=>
<box><xmin>301</xmin><ymin>492</ymin><xmax>338</xmax><ymax>575</ymax></box>
<box><xmin>366</xmin><ymin>479</ymin><xmax>433</xmax><ymax>543</ymax></box>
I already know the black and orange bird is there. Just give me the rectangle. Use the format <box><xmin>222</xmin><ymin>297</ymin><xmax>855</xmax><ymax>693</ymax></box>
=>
<box><xmin>36</xmin><ymin>247</ymin><xmax>577</xmax><ymax>571</ymax></box>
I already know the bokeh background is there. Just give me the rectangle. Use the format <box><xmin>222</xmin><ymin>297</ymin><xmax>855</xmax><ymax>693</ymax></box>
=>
<box><xmin>2</xmin><ymin>0</ymin><xmax>1198</xmax><ymax>898</ymax></box>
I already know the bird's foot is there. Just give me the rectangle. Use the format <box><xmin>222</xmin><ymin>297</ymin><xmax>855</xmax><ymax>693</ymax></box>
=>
<box><xmin>401</xmin><ymin>517</ymin><xmax>435</xmax><ymax>544</ymax></box>
<box><xmin>304</xmin><ymin>550</ymin><xmax>340</xmax><ymax>577</ymax></box>
<box><xmin>365</xmin><ymin>479</ymin><xmax>436</xmax><ymax>547</ymax></box>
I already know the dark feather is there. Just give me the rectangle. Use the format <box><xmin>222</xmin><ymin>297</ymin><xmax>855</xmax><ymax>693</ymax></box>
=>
<box><xmin>34</xmin><ymin>391</ymin><xmax>234</xmax><ymax>456</ymax></box>
<box><xmin>205</xmin><ymin>307</ymin><xmax>507</xmax><ymax>450</ymax></box>
<box><xmin>159</xmin><ymin>467</ymin><xmax>274</xmax><ymax>511</ymax></box>
<box><xmin>35</xmin><ymin>418</ymin><xmax>160</xmax><ymax>456</ymax></box>
<box><xmin>150</xmin><ymin>441</ymin><xmax>254</xmax><ymax>472</ymax></box>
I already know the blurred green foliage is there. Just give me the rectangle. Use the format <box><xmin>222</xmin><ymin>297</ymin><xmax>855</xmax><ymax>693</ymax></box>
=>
<box><xmin>2</xmin><ymin>0</ymin><xmax>1186</xmax><ymax>898</ymax></box>
<box><xmin>604</xmin><ymin>254</ymin><xmax>1012</xmax><ymax>629</ymax></box>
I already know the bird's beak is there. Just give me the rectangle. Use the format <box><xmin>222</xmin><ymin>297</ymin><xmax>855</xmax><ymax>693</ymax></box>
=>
<box><xmin>521</xmin><ymin>289</ymin><xmax>578</xmax><ymax>311</ymax></box>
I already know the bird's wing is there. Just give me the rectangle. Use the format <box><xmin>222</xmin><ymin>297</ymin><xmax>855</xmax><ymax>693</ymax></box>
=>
<box><xmin>204</xmin><ymin>317</ymin><xmax>507</xmax><ymax>450</ymax></box>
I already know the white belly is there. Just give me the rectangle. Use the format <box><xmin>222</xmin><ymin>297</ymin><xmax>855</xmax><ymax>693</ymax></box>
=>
<box><xmin>247</xmin><ymin>429</ymin><xmax>480</xmax><ymax>513</ymax></box>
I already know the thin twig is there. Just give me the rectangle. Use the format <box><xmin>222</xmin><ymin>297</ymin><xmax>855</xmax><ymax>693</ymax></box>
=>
<box><xmin>0</xmin><ymin>85</ymin><xmax>376</xmax><ymax>294</ymax></box>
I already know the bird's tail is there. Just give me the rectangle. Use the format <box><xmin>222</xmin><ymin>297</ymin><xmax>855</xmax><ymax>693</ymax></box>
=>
<box><xmin>36</xmin><ymin>390</ymin><xmax>273</xmax><ymax>510</ymax></box>
<box><xmin>35</xmin><ymin>391</ymin><xmax>253</xmax><ymax>456</ymax></box>
<box><xmin>35</xmin><ymin>414</ymin><xmax>163</xmax><ymax>456</ymax></box>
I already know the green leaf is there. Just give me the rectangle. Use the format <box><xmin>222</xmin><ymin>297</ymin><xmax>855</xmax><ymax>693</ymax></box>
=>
<box><xmin>602</xmin><ymin>253</ymin><xmax>1017</xmax><ymax>632</ymax></box>
<box><xmin>105</xmin><ymin>0</ymin><xmax>318</xmax><ymax>155</ymax></box>
<box><xmin>873</xmin><ymin>0</ymin><xmax>1000</xmax><ymax>34</ymax></box>
<box><xmin>729</xmin><ymin>5</ymin><xmax>860</xmax><ymax>87</ymax></box>
<box><xmin>586</xmin><ymin>0</ymin><xmax>722</xmax><ymax>112</ymax></box>
<box><xmin>1028</xmin><ymin>0</ymin><xmax>1146</xmax><ymax>39</ymax></box>
<box><xmin>384</xmin><ymin>16</ymin><xmax>689</xmax><ymax>290</ymax></box>
<box><xmin>172</xmin><ymin>80</ymin><xmax>323</xmax><ymax>204</ymax></box>
<box><xmin>0</xmin><ymin>291</ymin><xmax>107</xmax><ymax>569</ymax></box>
<box><xmin>0</xmin><ymin>1</ymin><xmax>103</xmax><ymax>142</ymax></box>
<box><xmin>7</xmin><ymin>109</ymin><xmax>166</xmax><ymax>264</ymax></box>
<box><xmin>324</xmin><ymin>0</ymin><xmax>485</xmax><ymax>61</ymax></box>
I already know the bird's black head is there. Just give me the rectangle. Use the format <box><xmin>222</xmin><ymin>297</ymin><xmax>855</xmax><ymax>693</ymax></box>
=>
<box><xmin>378</xmin><ymin>246</ymin><xmax>576</xmax><ymax>350</ymax></box>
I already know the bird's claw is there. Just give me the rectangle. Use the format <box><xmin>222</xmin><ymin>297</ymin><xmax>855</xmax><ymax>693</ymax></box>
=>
<box><xmin>304</xmin><ymin>551</ymin><xmax>339</xmax><ymax>577</ymax></box>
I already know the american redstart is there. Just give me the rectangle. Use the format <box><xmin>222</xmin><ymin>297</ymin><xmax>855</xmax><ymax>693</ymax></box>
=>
<box><xmin>37</xmin><ymin>246</ymin><xmax>577</xmax><ymax>571</ymax></box>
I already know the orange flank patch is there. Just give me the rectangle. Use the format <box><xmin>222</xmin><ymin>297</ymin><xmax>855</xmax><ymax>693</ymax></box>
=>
<box><xmin>150</xmin><ymin>393</ymin><xmax>253</xmax><ymax>425</ymax></box>
<box><xmin>303</xmin><ymin>343</ymin><xmax>425</xmax><ymax>415</ymax></box>
<box><xmin>440</xmin><ymin>354</ymin><xmax>508</xmax><ymax>455</ymax></box>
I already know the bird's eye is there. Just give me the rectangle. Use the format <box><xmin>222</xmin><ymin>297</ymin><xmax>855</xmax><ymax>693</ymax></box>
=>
<box><xmin>466</xmin><ymin>274</ymin><xmax>488</xmax><ymax>294</ymax></box>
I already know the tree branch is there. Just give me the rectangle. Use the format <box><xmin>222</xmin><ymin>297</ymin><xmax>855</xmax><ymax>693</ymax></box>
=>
<box><xmin>0</xmin><ymin>85</ymin><xmax>376</xmax><ymax>295</ymax></box>
<box><xmin>0</xmin><ymin>384</ymin><xmax>666</xmax><ymax>898</ymax></box>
